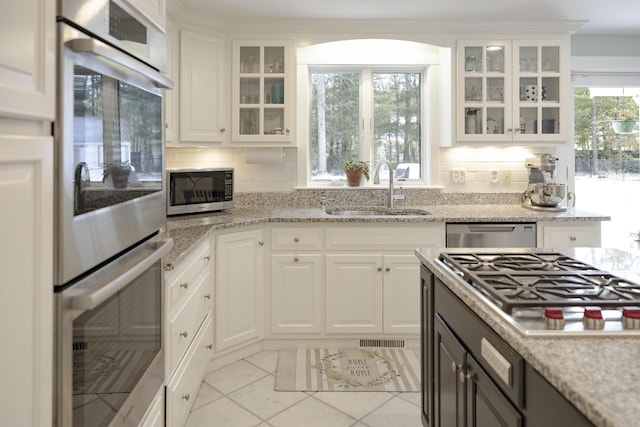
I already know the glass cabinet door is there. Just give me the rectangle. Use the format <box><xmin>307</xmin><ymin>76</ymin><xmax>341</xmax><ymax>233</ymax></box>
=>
<box><xmin>515</xmin><ymin>44</ymin><xmax>561</xmax><ymax>137</ymax></box>
<box><xmin>234</xmin><ymin>43</ymin><xmax>290</xmax><ymax>142</ymax></box>
<box><xmin>459</xmin><ymin>42</ymin><xmax>509</xmax><ymax>140</ymax></box>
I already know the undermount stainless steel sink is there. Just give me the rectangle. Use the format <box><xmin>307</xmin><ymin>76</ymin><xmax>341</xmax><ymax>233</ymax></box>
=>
<box><xmin>325</xmin><ymin>207</ymin><xmax>431</xmax><ymax>216</ymax></box>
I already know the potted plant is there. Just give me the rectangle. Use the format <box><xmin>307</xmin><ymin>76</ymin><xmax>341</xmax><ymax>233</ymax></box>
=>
<box><xmin>103</xmin><ymin>161</ymin><xmax>133</xmax><ymax>188</ymax></box>
<box><xmin>343</xmin><ymin>160</ymin><xmax>370</xmax><ymax>187</ymax></box>
<box><xmin>611</xmin><ymin>112</ymin><xmax>638</xmax><ymax>134</ymax></box>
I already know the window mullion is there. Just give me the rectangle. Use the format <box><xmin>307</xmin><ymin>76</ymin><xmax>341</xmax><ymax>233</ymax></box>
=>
<box><xmin>361</xmin><ymin>69</ymin><xmax>373</xmax><ymax>164</ymax></box>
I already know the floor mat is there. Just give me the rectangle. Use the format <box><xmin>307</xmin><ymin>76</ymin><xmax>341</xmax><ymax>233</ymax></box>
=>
<box><xmin>275</xmin><ymin>348</ymin><xmax>420</xmax><ymax>392</ymax></box>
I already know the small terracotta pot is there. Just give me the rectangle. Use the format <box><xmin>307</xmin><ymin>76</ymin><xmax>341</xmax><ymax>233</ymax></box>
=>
<box><xmin>345</xmin><ymin>170</ymin><xmax>364</xmax><ymax>187</ymax></box>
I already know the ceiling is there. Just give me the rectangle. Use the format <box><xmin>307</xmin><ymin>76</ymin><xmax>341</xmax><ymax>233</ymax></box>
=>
<box><xmin>178</xmin><ymin>0</ymin><xmax>640</xmax><ymax>35</ymax></box>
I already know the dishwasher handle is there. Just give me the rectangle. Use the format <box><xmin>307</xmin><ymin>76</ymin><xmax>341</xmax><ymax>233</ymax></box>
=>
<box><xmin>466</xmin><ymin>225</ymin><xmax>516</xmax><ymax>233</ymax></box>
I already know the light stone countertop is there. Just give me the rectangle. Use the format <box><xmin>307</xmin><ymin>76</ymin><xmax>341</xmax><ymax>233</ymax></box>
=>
<box><xmin>162</xmin><ymin>204</ymin><xmax>609</xmax><ymax>271</ymax></box>
<box><xmin>416</xmin><ymin>246</ymin><xmax>640</xmax><ymax>427</ymax></box>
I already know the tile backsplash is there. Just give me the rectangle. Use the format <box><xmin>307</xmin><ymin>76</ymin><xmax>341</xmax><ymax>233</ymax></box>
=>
<box><xmin>166</xmin><ymin>145</ymin><xmax>555</xmax><ymax>193</ymax></box>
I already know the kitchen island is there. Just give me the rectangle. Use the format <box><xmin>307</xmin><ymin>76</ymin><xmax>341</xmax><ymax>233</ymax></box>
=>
<box><xmin>416</xmin><ymin>246</ymin><xmax>640</xmax><ymax>427</ymax></box>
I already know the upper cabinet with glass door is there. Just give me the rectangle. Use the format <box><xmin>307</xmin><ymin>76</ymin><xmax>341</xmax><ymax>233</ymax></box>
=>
<box><xmin>456</xmin><ymin>39</ymin><xmax>570</xmax><ymax>144</ymax></box>
<box><xmin>232</xmin><ymin>41</ymin><xmax>293</xmax><ymax>145</ymax></box>
<box><xmin>513</xmin><ymin>40</ymin><xmax>569</xmax><ymax>143</ymax></box>
<box><xmin>457</xmin><ymin>41</ymin><xmax>511</xmax><ymax>143</ymax></box>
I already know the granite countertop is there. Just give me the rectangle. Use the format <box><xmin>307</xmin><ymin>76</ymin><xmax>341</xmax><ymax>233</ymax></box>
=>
<box><xmin>162</xmin><ymin>204</ymin><xmax>609</xmax><ymax>271</ymax></box>
<box><xmin>416</xmin><ymin>247</ymin><xmax>640</xmax><ymax>427</ymax></box>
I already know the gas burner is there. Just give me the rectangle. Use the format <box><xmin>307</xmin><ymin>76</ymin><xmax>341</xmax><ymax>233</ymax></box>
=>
<box><xmin>439</xmin><ymin>252</ymin><xmax>599</xmax><ymax>274</ymax></box>
<box><xmin>438</xmin><ymin>251</ymin><xmax>640</xmax><ymax>334</ymax></box>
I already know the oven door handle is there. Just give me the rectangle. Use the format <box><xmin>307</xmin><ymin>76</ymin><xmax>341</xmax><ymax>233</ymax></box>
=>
<box><xmin>71</xmin><ymin>238</ymin><xmax>174</xmax><ymax>311</ymax></box>
<box><xmin>66</xmin><ymin>38</ymin><xmax>174</xmax><ymax>89</ymax></box>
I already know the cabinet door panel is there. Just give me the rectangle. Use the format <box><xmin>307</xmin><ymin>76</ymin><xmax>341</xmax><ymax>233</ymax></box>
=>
<box><xmin>179</xmin><ymin>31</ymin><xmax>225</xmax><ymax>143</ymax></box>
<box><xmin>434</xmin><ymin>315</ymin><xmax>465</xmax><ymax>427</ymax></box>
<box><xmin>466</xmin><ymin>355</ymin><xmax>522</xmax><ymax>427</ymax></box>
<box><xmin>325</xmin><ymin>254</ymin><xmax>382</xmax><ymax>333</ymax></box>
<box><xmin>383</xmin><ymin>254</ymin><xmax>420</xmax><ymax>333</ymax></box>
<box><xmin>271</xmin><ymin>254</ymin><xmax>322</xmax><ymax>333</ymax></box>
<box><xmin>215</xmin><ymin>229</ymin><xmax>264</xmax><ymax>350</ymax></box>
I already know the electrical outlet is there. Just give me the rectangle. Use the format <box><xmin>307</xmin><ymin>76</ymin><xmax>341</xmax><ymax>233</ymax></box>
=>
<box><xmin>502</xmin><ymin>170</ymin><xmax>512</xmax><ymax>185</ymax></box>
<box><xmin>451</xmin><ymin>169</ymin><xmax>465</xmax><ymax>184</ymax></box>
<box><xmin>490</xmin><ymin>170</ymin><xmax>500</xmax><ymax>183</ymax></box>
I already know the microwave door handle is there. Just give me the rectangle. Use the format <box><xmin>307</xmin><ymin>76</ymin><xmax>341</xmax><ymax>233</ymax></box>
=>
<box><xmin>66</xmin><ymin>38</ymin><xmax>174</xmax><ymax>89</ymax></box>
<box><xmin>71</xmin><ymin>238</ymin><xmax>174</xmax><ymax>311</ymax></box>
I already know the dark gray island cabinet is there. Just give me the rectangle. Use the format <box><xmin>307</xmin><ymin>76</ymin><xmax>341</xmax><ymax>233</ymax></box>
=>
<box><xmin>420</xmin><ymin>266</ymin><xmax>594</xmax><ymax>427</ymax></box>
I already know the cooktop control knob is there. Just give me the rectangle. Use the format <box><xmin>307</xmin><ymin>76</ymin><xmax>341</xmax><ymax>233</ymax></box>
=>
<box><xmin>545</xmin><ymin>307</ymin><xmax>565</xmax><ymax>330</ymax></box>
<box><xmin>583</xmin><ymin>307</ymin><xmax>604</xmax><ymax>330</ymax></box>
<box><xmin>622</xmin><ymin>307</ymin><xmax>640</xmax><ymax>329</ymax></box>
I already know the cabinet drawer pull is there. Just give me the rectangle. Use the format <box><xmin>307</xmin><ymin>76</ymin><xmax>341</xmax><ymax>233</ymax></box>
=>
<box><xmin>180</xmin><ymin>331</ymin><xmax>188</xmax><ymax>338</ymax></box>
<box><xmin>451</xmin><ymin>361</ymin><xmax>457</xmax><ymax>373</ymax></box>
<box><xmin>182</xmin><ymin>393</ymin><xmax>190</xmax><ymax>401</ymax></box>
<box><xmin>459</xmin><ymin>371</ymin><xmax>466</xmax><ymax>383</ymax></box>
<box><xmin>220</xmin><ymin>128</ymin><xmax>226</xmax><ymax>133</ymax></box>
<box><xmin>377</xmin><ymin>267</ymin><xmax>382</xmax><ymax>272</ymax></box>
<box><xmin>204</xmin><ymin>293</ymin><xmax>211</xmax><ymax>300</ymax></box>
<box><xmin>179</xmin><ymin>282</ymin><xmax>189</xmax><ymax>289</ymax></box>
<box><xmin>385</xmin><ymin>267</ymin><xmax>391</xmax><ymax>272</ymax></box>
<box><xmin>293</xmin><ymin>237</ymin><xmax>300</xmax><ymax>243</ymax></box>
<box><xmin>204</xmin><ymin>255</ymin><xmax>211</xmax><ymax>261</ymax></box>
<box><xmin>206</xmin><ymin>344</ymin><xmax>213</xmax><ymax>350</ymax></box>
<box><xmin>570</xmin><ymin>236</ymin><xmax>577</xmax><ymax>241</ymax></box>
<box><xmin>258</xmin><ymin>241</ymin><xmax>265</xmax><ymax>246</ymax></box>
<box><xmin>293</xmin><ymin>257</ymin><xmax>299</xmax><ymax>263</ymax></box>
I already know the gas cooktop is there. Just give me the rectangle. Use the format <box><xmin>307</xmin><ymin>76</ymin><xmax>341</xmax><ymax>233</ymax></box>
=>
<box><xmin>438</xmin><ymin>252</ymin><xmax>640</xmax><ymax>335</ymax></box>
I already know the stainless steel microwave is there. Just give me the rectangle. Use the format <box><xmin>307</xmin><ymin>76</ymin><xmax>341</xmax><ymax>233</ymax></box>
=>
<box><xmin>167</xmin><ymin>169</ymin><xmax>234</xmax><ymax>215</ymax></box>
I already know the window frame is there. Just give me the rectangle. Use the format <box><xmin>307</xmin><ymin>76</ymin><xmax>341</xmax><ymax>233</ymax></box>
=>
<box><xmin>305</xmin><ymin>65</ymin><xmax>428</xmax><ymax>186</ymax></box>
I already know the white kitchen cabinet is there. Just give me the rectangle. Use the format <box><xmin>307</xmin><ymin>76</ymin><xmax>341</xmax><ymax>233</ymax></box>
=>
<box><xmin>538</xmin><ymin>221</ymin><xmax>602</xmax><ymax>248</ymax></box>
<box><xmin>0</xmin><ymin>0</ymin><xmax>55</xmax><ymax>121</ymax></box>
<box><xmin>164</xmin><ymin>17</ymin><xmax>179</xmax><ymax>143</ymax></box>
<box><xmin>324</xmin><ymin>225</ymin><xmax>444</xmax><ymax>334</ymax></box>
<box><xmin>271</xmin><ymin>254</ymin><xmax>322</xmax><ymax>333</ymax></box>
<box><xmin>164</xmin><ymin>238</ymin><xmax>213</xmax><ymax>427</ymax></box>
<box><xmin>179</xmin><ymin>30</ymin><xmax>226</xmax><ymax>143</ymax></box>
<box><xmin>166</xmin><ymin>316</ymin><xmax>213</xmax><ymax>427</ymax></box>
<box><xmin>231</xmin><ymin>40</ymin><xmax>294</xmax><ymax>145</ymax></box>
<box><xmin>215</xmin><ymin>228</ymin><xmax>265</xmax><ymax>350</ymax></box>
<box><xmin>325</xmin><ymin>254</ymin><xmax>383</xmax><ymax>333</ymax></box>
<box><xmin>456</xmin><ymin>39</ymin><xmax>570</xmax><ymax>144</ymax></box>
<box><xmin>382</xmin><ymin>254</ymin><xmax>421</xmax><ymax>334</ymax></box>
<box><xmin>0</xmin><ymin>136</ymin><xmax>53</xmax><ymax>427</ymax></box>
<box><xmin>124</xmin><ymin>0</ymin><xmax>166</xmax><ymax>32</ymax></box>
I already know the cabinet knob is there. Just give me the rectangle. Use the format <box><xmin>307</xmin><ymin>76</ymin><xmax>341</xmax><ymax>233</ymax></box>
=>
<box><xmin>204</xmin><ymin>293</ymin><xmax>211</xmax><ymax>300</ymax></box>
<box><xmin>182</xmin><ymin>393</ymin><xmax>190</xmax><ymax>401</ymax></box>
<box><xmin>570</xmin><ymin>236</ymin><xmax>577</xmax><ymax>241</ymax></box>
<box><xmin>206</xmin><ymin>344</ymin><xmax>213</xmax><ymax>350</ymax></box>
<box><xmin>385</xmin><ymin>267</ymin><xmax>391</xmax><ymax>272</ymax></box>
<box><xmin>377</xmin><ymin>267</ymin><xmax>382</xmax><ymax>272</ymax></box>
<box><xmin>258</xmin><ymin>241</ymin><xmax>265</xmax><ymax>246</ymax></box>
<box><xmin>286</xmin><ymin>128</ymin><xmax>290</xmax><ymax>134</ymax></box>
<box><xmin>451</xmin><ymin>362</ymin><xmax>457</xmax><ymax>373</ymax></box>
<box><xmin>459</xmin><ymin>371</ymin><xmax>466</xmax><ymax>383</ymax></box>
<box><xmin>293</xmin><ymin>237</ymin><xmax>300</xmax><ymax>243</ymax></box>
<box><xmin>507</xmin><ymin>128</ymin><xmax>513</xmax><ymax>132</ymax></box>
<box><xmin>293</xmin><ymin>257</ymin><xmax>299</xmax><ymax>262</ymax></box>
<box><xmin>204</xmin><ymin>255</ymin><xmax>211</xmax><ymax>261</ymax></box>
<box><xmin>180</xmin><ymin>331</ymin><xmax>188</xmax><ymax>338</ymax></box>
<box><xmin>180</xmin><ymin>282</ymin><xmax>189</xmax><ymax>289</ymax></box>
<box><xmin>220</xmin><ymin>128</ymin><xmax>226</xmax><ymax>133</ymax></box>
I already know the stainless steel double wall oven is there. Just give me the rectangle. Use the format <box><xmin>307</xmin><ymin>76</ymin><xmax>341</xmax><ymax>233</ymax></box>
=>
<box><xmin>54</xmin><ymin>1</ymin><xmax>173</xmax><ymax>426</ymax></box>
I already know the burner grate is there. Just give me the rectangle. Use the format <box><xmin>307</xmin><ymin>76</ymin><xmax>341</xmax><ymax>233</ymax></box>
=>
<box><xmin>439</xmin><ymin>252</ymin><xmax>640</xmax><ymax>314</ymax></box>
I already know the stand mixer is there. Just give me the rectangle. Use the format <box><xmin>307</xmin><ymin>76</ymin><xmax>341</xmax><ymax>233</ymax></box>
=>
<box><xmin>521</xmin><ymin>153</ymin><xmax>574</xmax><ymax>212</ymax></box>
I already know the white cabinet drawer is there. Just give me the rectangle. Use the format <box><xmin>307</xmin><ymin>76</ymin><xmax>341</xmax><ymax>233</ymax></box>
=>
<box><xmin>540</xmin><ymin>222</ymin><xmax>602</xmax><ymax>248</ymax></box>
<box><xmin>271</xmin><ymin>227</ymin><xmax>323</xmax><ymax>250</ymax></box>
<box><xmin>166</xmin><ymin>316</ymin><xmax>213</xmax><ymax>427</ymax></box>
<box><xmin>139</xmin><ymin>388</ymin><xmax>164</xmax><ymax>427</ymax></box>
<box><xmin>325</xmin><ymin>225</ymin><xmax>444</xmax><ymax>250</ymax></box>
<box><xmin>166</xmin><ymin>239</ymin><xmax>212</xmax><ymax>312</ymax></box>
<box><xmin>167</xmin><ymin>269</ymin><xmax>212</xmax><ymax>374</ymax></box>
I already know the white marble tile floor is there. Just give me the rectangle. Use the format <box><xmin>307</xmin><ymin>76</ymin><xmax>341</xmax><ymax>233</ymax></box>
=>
<box><xmin>185</xmin><ymin>350</ymin><xmax>423</xmax><ymax>427</ymax></box>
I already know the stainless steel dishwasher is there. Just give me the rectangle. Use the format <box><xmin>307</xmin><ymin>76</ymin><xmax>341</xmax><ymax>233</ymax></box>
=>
<box><xmin>446</xmin><ymin>223</ymin><xmax>536</xmax><ymax>248</ymax></box>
